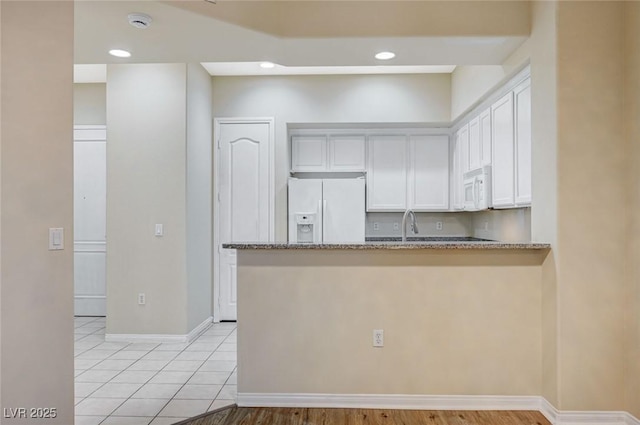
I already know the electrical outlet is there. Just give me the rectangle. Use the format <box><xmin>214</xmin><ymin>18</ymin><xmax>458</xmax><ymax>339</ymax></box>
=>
<box><xmin>483</xmin><ymin>221</ymin><xmax>489</xmax><ymax>231</ymax></box>
<box><xmin>138</xmin><ymin>293</ymin><xmax>146</xmax><ymax>305</ymax></box>
<box><xmin>436</xmin><ymin>221</ymin><xmax>443</xmax><ymax>231</ymax></box>
<box><xmin>393</xmin><ymin>223</ymin><xmax>399</xmax><ymax>231</ymax></box>
<box><xmin>373</xmin><ymin>222</ymin><xmax>380</xmax><ymax>231</ymax></box>
<box><xmin>373</xmin><ymin>329</ymin><xmax>384</xmax><ymax>347</ymax></box>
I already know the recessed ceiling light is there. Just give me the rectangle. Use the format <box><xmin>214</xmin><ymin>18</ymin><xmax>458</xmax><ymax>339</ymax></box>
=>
<box><xmin>375</xmin><ymin>51</ymin><xmax>396</xmax><ymax>60</ymax></box>
<box><xmin>109</xmin><ymin>49</ymin><xmax>131</xmax><ymax>58</ymax></box>
<box><xmin>260</xmin><ymin>62</ymin><xmax>276</xmax><ymax>69</ymax></box>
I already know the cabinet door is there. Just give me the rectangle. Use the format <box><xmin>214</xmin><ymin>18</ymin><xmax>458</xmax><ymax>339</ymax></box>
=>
<box><xmin>458</xmin><ymin>124</ymin><xmax>470</xmax><ymax>173</ymax></box>
<box><xmin>328</xmin><ymin>135</ymin><xmax>366</xmax><ymax>171</ymax></box>
<box><xmin>479</xmin><ymin>108</ymin><xmax>492</xmax><ymax>166</ymax></box>
<box><xmin>366</xmin><ymin>135</ymin><xmax>407</xmax><ymax>211</ymax></box>
<box><xmin>409</xmin><ymin>135</ymin><xmax>449</xmax><ymax>211</ymax></box>
<box><xmin>514</xmin><ymin>78</ymin><xmax>532</xmax><ymax>206</ymax></box>
<box><xmin>468</xmin><ymin>117</ymin><xmax>481</xmax><ymax>171</ymax></box>
<box><xmin>451</xmin><ymin>127</ymin><xmax>467</xmax><ymax>210</ymax></box>
<box><xmin>291</xmin><ymin>135</ymin><xmax>327</xmax><ymax>172</ymax></box>
<box><xmin>491</xmin><ymin>91</ymin><xmax>515</xmax><ymax>208</ymax></box>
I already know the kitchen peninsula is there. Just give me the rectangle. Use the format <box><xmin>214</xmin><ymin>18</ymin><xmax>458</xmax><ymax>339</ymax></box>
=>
<box><xmin>223</xmin><ymin>241</ymin><xmax>550</xmax><ymax>408</ymax></box>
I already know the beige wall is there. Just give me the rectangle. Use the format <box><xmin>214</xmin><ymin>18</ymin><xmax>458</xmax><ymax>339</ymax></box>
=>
<box><xmin>107</xmin><ymin>63</ymin><xmax>213</xmax><ymax>336</ymax></box>
<box><xmin>450</xmin><ymin>66</ymin><xmax>509</xmax><ymax>120</ymax></box>
<box><xmin>186</xmin><ymin>63</ymin><xmax>213</xmax><ymax>330</ymax></box>
<box><xmin>555</xmin><ymin>1</ymin><xmax>627</xmax><ymax>411</ymax></box>
<box><xmin>625</xmin><ymin>1</ymin><xmax>640</xmax><ymax>418</ymax></box>
<box><xmin>457</xmin><ymin>0</ymin><xmax>559</xmax><ymax>405</ymax></box>
<box><xmin>235</xmin><ymin>1</ymin><xmax>640</xmax><ymax>415</ymax></box>
<box><xmin>516</xmin><ymin>1</ymin><xmax>559</xmax><ymax>406</ymax></box>
<box><xmin>238</xmin><ymin>250</ymin><xmax>544</xmax><ymax>396</ymax></box>
<box><xmin>74</xmin><ymin>83</ymin><xmax>106</xmax><ymax>125</ymax></box>
<box><xmin>0</xmin><ymin>2</ymin><xmax>74</xmax><ymax>424</ymax></box>
<box><xmin>449</xmin><ymin>48</ymin><xmax>533</xmax><ymax>120</ymax></box>
<box><xmin>107</xmin><ymin>64</ymin><xmax>189</xmax><ymax>335</ymax></box>
<box><xmin>212</xmin><ymin>74</ymin><xmax>452</xmax><ymax>242</ymax></box>
<box><xmin>197</xmin><ymin>1</ymin><xmax>531</xmax><ymax>39</ymax></box>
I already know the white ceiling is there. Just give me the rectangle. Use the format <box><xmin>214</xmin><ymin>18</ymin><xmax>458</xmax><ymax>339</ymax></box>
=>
<box><xmin>73</xmin><ymin>1</ymin><xmax>529</xmax><ymax>80</ymax></box>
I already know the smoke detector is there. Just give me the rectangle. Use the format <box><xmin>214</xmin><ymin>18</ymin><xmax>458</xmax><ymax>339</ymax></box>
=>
<box><xmin>128</xmin><ymin>13</ymin><xmax>152</xmax><ymax>29</ymax></box>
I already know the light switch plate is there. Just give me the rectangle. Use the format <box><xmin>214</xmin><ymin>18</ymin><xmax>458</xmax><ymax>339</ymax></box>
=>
<box><xmin>49</xmin><ymin>228</ymin><xmax>64</xmax><ymax>250</ymax></box>
<box><xmin>155</xmin><ymin>224</ymin><xmax>164</xmax><ymax>237</ymax></box>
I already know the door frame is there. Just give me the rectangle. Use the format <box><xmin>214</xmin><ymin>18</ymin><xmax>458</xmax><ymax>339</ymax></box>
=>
<box><xmin>213</xmin><ymin>117</ymin><xmax>275</xmax><ymax>322</ymax></box>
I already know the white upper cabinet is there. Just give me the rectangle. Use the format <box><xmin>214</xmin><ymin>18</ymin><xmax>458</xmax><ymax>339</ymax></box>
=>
<box><xmin>467</xmin><ymin>108</ymin><xmax>491</xmax><ymax>171</ymax></box>
<box><xmin>514</xmin><ymin>78</ymin><xmax>532</xmax><ymax>206</ymax></box>
<box><xmin>367</xmin><ymin>132</ymin><xmax>449</xmax><ymax>212</ymax></box>
<box><xmin>291</xmin><ymin>132</ymin><xmax>365</xmax><ymax>172</ymax></box>
<box><xmin>491</xmin><ymin>91</ymin><xmax>516</xmax><ymax>208</ymax></box>
<box><xmin>458</xmin><ymin>124</ymin><xmax>470</xmax><ymax>174</ymax></box>
<box><xmin>488</xmin><ymin>77</ymin><xmax>532</xmax><ymax>209</ymax></box>
<box><xmin>409</xmin><ymin>135</ymin><xmax>449</xmax><ymax>211</ymax></box>
<box><xmin>468</xmin><ymin>117</ymin><xmax>481</xmax><ymax>171</ymax></box>
<box><xmin>327</xmin><ymin>135</ymin><xmax>366</xmax><ymax>171</ymax></box>
<box><xmin>291</xmin><ymin>135</ymin><xmax>327</xmax><ymax>172</ymax></box>
<box><xmin>479</xmin><ymin>108</ymin><xmax>492</xmax><ymax>166</ymax></box>
<box><xmin>451</xmin><ymin>126</ymin><xmax>467</xmax><ymax>210</ymax></box>
<box><xmin>367</xmin><ymin>135</ymin><xmax>408</xmax><ymax>211</ymax></box>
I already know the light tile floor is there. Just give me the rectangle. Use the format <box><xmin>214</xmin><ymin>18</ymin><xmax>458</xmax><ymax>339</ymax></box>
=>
<box><xmin>74</xmin><ymin>317</ymin><xmax>237</xmax><ymax>425</ymax></box>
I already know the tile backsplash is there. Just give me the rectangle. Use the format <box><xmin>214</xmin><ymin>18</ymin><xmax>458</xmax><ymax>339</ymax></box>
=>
<box><xmin>366</xmin><ymin>208</ymin><xmax>531</xmax><ymax>241</ymax></box>
<box><xmin>470</xmin><ymin>208</ymin><xmax>531</xmax><ymax>242</ymax></box>
<box><xmin>366</xmin><ymin>212</ymin><xmax>472</xmax><ymax>237</ymax></box>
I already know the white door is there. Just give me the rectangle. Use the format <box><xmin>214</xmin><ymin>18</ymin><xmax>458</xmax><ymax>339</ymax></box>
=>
<box><xmin>74</xmin><ymin>125</ymin><xmax>107</xmax><ymax>316</ymax></box>
<box><xmin>215</xmin><ymin>118</ymin><xmax>273</xmax><ymax>321</ymax></box>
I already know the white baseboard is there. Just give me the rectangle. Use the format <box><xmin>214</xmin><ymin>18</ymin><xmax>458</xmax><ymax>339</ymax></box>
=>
<box><xmin>186</xmin><ymin>317</ymin><xmax>214</xmax><ymax>343</ymax></box>
<box><xmin>540</xmin><ymin>398</ymin><xmax>640</xmax><ymax>425</ymax></box>
<box><xmin>105</xmin><ymin>316</ymin><xmax>212</xmax><ymax>344</ymax></box>
<box><xmin>238</xmin><ymin>393</ymin><xmax>640</xmax><ymax>425</ymax></box>
<box><xmin>237</xmin><ymin>393</ymin><xmax>540</xmax><ymax>410</ymax></box>
<box><xmin>627</xmin><ymin>413</ymin><xmax>640</xmax><ymax>425</ymax></box>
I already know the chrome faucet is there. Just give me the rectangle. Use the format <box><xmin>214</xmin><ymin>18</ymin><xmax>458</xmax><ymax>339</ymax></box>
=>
<box><xmin>401</xmin><ymin>209</ymin><xmax>419</xmax><ymax>242</ymax></box>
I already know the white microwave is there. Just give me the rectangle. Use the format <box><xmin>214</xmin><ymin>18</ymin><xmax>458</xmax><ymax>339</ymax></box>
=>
<box><xmin>463</xmin><ymin>166</ymin><xmax>492</xmax><ymax>211</ymax></box>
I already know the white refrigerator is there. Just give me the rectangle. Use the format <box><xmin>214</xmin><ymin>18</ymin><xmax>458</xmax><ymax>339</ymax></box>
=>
<box><xmin>288</xmin><ymin>177</ymin><xmax>365</xmax><ymax>243</ymax></box>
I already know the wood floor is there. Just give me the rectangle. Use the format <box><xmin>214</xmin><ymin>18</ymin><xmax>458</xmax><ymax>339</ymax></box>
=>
<box><xmin>177</xmin><ymin>405</ymin><xmax>552</xmax><ymax>425</ymax></box>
